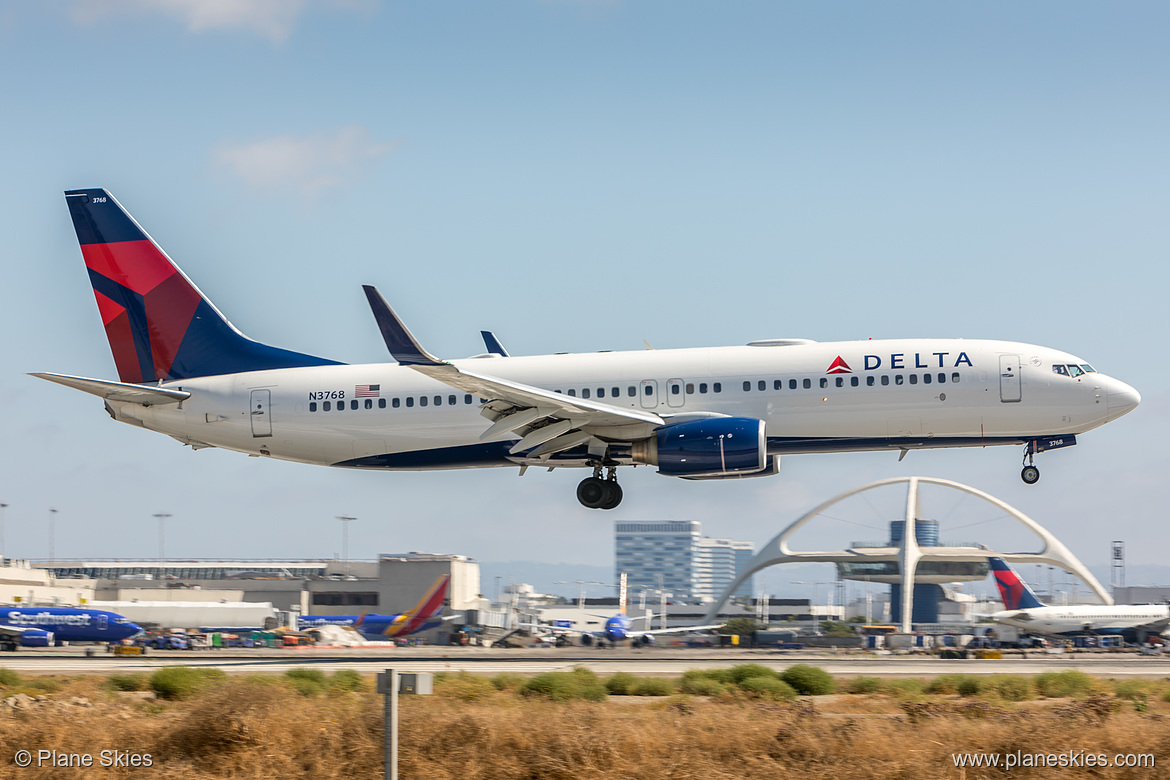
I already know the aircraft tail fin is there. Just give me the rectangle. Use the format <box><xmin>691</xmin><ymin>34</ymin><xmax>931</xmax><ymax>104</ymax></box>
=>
<box><xmin>380</xmin><ymin>575</ymin><xmax>451</xmax><ymax>638</ymax></box>
<box><xmin>64</xmin><ymin>188</ymin><xmax>341</xmax><ymax>383</ymax></box>
<box><xmin>989</xmin><ymin>557</ymin><xmax>1045</xmax><ymax>610</ymax></box>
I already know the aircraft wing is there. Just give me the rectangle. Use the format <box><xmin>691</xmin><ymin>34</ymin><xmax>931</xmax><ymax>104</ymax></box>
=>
<box><xmin>638</xmin><ymin>624</ymin><xmax>723</xmax><ymax>636</ymax></box>
<box><xmin>362</xmin><ymin>286</ymin><xmax>664</xmax><ymax>454</ymax></box>
<box><xmin>30</xmin><ymin>373</ymin><xmax>190</xmax><ymax>406</ymax></box>
<box><xmin>0</xmin><ymin>625</ymin><xmax>34</xmax><ymax>639</ymax></box>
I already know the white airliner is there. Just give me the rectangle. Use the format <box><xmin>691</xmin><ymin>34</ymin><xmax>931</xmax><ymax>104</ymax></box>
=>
<box><xmin>989</xmin><ymin>558</ymin><xmax>1169</xmax><ymax>643</ymax></box>
<box><xmin>35</xmin><ymin>189</ymin><xmax>1140</xmax><ymax>509</ymax></box>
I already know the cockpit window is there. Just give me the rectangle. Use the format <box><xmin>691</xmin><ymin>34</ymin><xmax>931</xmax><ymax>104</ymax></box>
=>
<box><xmin>1080</xmin><ymin>364</ymin><xmax>1095</xmax><ymax>373</ymax></box>
<box><xmin>1067</xmin><ymin>364</ymin><xmax>1085</xmax><ymax>377</ymax></box>
<box><xmin>1053</xmin><ymin>365</ymin><xmax>1069</xmax><ymax>376</ymax></box>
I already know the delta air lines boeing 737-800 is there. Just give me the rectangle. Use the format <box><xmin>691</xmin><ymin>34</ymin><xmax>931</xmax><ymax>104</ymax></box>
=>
<box><xmin>35</xmin><ymin>189</ymin><xmax>1140</xmax><ymax>509</ymax></box>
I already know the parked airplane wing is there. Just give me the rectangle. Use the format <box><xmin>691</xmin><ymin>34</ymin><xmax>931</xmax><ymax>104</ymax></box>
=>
<box><xmin>30</xmin><ymin>372</ymin><xmax>191</xmax><ymax>406</ymax></box>
<box><xmin>362</xmin><ymin>286</ymin><xmax>665</xmax><ymax>434</ymax></box>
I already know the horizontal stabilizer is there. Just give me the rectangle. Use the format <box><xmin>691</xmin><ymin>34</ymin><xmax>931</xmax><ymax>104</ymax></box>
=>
<box><xmin>30</xmin><ymin>372</ymin><xmax>190</xmax><ymax>406</ymax></box>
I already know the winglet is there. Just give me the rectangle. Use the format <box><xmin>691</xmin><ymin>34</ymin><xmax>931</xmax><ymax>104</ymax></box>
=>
<box><xmin>480</xmin><ymin>330</ymin><xmax>509</xmax><ymax>357</ymax></box>
<box><xmin>362</xmin><ymin>285</ymin><xmax>444</xmax><ymax>367</ymax></box>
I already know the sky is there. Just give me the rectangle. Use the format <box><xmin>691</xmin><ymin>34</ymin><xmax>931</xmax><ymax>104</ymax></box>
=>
<box><xmin>1</xmin><ymin>1</ymin><xmax>1168</xmax><ymax>600</ymax></box>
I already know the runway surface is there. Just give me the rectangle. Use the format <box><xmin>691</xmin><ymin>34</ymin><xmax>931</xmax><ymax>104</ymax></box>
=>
<box><xmin>4</xmin><ymin>646</ymin><xmax>1170</xmax><ymax>677</ymax></box>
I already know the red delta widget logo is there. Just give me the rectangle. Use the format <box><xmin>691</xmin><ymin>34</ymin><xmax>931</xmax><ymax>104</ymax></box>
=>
<box><xmin>826</xmin><ymin>352</ymin><xmax>974</xmax><ymax>374</ymax></box>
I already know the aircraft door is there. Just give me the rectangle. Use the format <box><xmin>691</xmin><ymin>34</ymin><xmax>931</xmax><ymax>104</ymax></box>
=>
<box><xmin>639</xmin><ymin>380</ymin><xmax>658</xmax><ymax>409</ymax></box>
<box><xmin>97</xmin><ymin>615</ymin><xmax>108</xmax><ymax>630</ymax></box>
<box><xmin>666</xmin><ymin>378</ymin><xmax>685</xmax><ymax>408</ymax></box>
<box><xmin>250</xmin><ymin>389</ymin><xmax>273</xmax><ymax>437</ymax></box>
<box><xmin>999</xmin><ymin>355</ymin><xmax>1021</xmax><ymax>403</ymax></box>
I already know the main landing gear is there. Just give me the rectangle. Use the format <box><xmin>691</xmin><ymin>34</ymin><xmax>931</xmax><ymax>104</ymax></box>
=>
<box><xmin>1021</xmin><ymin>443</ymin><xmax>1040</xmax><ymax>485</ymax></box>
<box><xmin>577</xmin><ymin>465</ymin><xmax>623</xmax><ymax>510</ymax></box>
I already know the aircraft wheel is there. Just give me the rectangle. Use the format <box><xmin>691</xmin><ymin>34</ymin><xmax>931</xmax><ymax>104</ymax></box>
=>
<box><xmin>576</xmin><ymin>477</ymin><xmax>607</xmax><ymax>508</ymax></box>
<box><xmin>1021</xmin><ymin>465</ymin><xmax>1040</xmax><ymax>485</ymax></box>
<box><xmin>599</xmin><ymin>482</ymin><xmax>623</xmax><ymax>510</ymax></box>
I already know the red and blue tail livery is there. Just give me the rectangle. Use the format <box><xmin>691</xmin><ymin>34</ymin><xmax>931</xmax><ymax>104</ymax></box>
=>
<box><xmin>298</xmin><ymin>575</ymin><xmax>452</xmax><ymax>640</ymax></box>
<box><xmin>64</xmin><ymin>189</ymin><xmax>340</xmax><ymax>383</ymax></box>
<box><xmin>989</xmin><ymin>557</ymin><xmax>1045</xmax><ymax>610</ymax></box>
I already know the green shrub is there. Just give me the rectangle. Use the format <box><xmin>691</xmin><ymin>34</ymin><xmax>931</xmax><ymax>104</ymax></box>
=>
<box><xmin>521</xmin><ymin>672</ymin><xmax>607</xmax><ymax>702</ymax></box>
<box><xmin>490</xmin><ymin>673</ymin><xmax>525</xmax><ymax>692</ymax></box>
<box><xmin>106</xmin><ymin>673</ymin><xmax>149</xmax><ymax>692</ymax></box>
<box><xmin>436</xmin><ymin>671</ymin><xmax>496</xmax><ymax>701</ymax></box>
<box><xmin>630</xmin><ymin>677</ymin><xmax>676</xmax><ymax>696</ymax></box>
<box><xmin>25</xmin><ymin>677</ymin><xmax>63</xmax><ymax>694</ymax></box>
<box><xmin>779</xmin><ymin>664</ymin><xmax>835</xmax><ymax>695</ymax></box>
<box><xmin>679</xmin><ymin>676</ymin><xmax>726</xmax><ymax>696</ymax></box>
<box><xmin>728</xmin><ymin>664</ymin><xmax>777</xmax><ymax>685</ymax></box>
<box><xmin>284</xmin><ymin>667</ymin><xmax>327</xmax><ymax>685</ymax></box>
<box><xmin>605</xmin><ymin>672</ymin><xmax>638</xmax><ymax>695</ymax></box>
<box><xmin>1034</xmin><ymin>670</ymin><xmax>1094</xmax><ymax>698</ymax></box>
<box><xmin>739</xmin><ymin>676</ymin><xmax>797</xmax><ymax>701</ymax></box>
<box><xmin>682</xmin><ymin>667</ymin><xmax>734</xmax><ymax>685</ymax></box>
<box><xmin>149</xmin><ymin>667</ymin><xmax>227</xmax><ymax>700</ymax></box>
<box><xmin>1113</xmin><ymin>680</ymin><xmax>1151</xmax><ymax>701</ymax></box>
<box><xmin>956</xmin><ymin>676</ymin><xmax>983</xmax><ymax>697</ymax></box>
<box><xmin>329</xmin><ymin>669</ymin><xmax>366</xmax><ymax>693</ymax></box>
<box><xmin>0</xmin><ymin>668</ymin><xmax>20</xmax><ymax>687</ymax></box>
<box><xmin>984</xmin><ymin>675</ymin><xmax>1033</xmax><ymax>702</ymax></box>
<box><xmin>926</xmin><ymin>673</ymin><xmax>965</xmax><ymax>695</ymax></box>
<box><xmin>885</xmin><ymin>678</ymin><xmax>927</xmax><ymax>697</ymax></box>
<box><xmin>844</xmin><ymin>676</ymin><xmax>883</xmax><ymax>695</ymax></box>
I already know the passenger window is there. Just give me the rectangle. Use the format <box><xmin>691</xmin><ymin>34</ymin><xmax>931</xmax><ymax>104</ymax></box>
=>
<box><xmin>686</xmin><ymin>383</ymin><xmax>694</xmax><ymax>394</ymax></box>
<box><xmin>820</xmin><ymin>378</ymin><xmax>828</xmax><ymax>389</ymax></box>
<box><xmin>789</xmin><ymin>379</ymin><xmax>797</xmax><ymax>390</ymax></box>
<box><xmin>699</xmin><ymin>383</ymin><xmax>708</xmax><ymax>393</ymax></box>
<box><xmin>448</xmin><ymin>395</ymin><xmax>456</xmax><ymax>405</ymax></box>
<box><xmin>309</xmin><ymin>402</ymin><xmax>317</xmax><ymax>412</ymax></box>
<box><xmin>881</xmin><ymin>375</ymin><xmax>890</xmax><ymax>386</ymax></box>
<box><xmin>671</xmin><ymin>384</ymin><xmax>680</xmax><ymax>395</ymax></box>
<box><xmin>597</xmin><ymin>388</ymin><xmax>605</xmax><ymax>398</ymax></box>
<box><xmin>420</xmin><ymin>396</ymin><xmax>428</xmax><ymax>407</ymax></box>
<box><xmin>1053</xmin><ymin>364</ymin><xmax>1069</xmax><ymax>376</ymax></box>
<box><xmin>628</xmin><ymin>386</ymin><xmax>636</xmax><ymax>397</ymax></box>
<box><xmin>923</xmin><ymin>373</ymin><xmax>932</xmax><ymax>384</ymax></box>
<box><xmin>758</xmin><ymin>380</ymin><xmax>766</xmax><ymax>391</ymax></box>
<box><xmin>951</xmin><ymin>372</ymin><xmax>960</xmax><ymax>383</ymax></box>
<box><xmin>582</xmin><ymin>389</ymin><xmax>591</xmax><ymax>399</ymax></box>
<box><xmin>465</xmin><ymin>394</ymin><xmax>473</xmax><ymax>404</ymax></box>
<box><xmin>774</xmin><ymin>380</ymin><xmax>782</xmax><ymax>390</ymax></box>
<box><xmin>909</xmin><ymin>374</ymin><xmax>918</xmax><ymax>385</ymax></box>
<box><xmin>322</xmin><ymin>401</ymin><xmax>330</xmax><ymax>411</ymax></box>
<box><xmin>895</xmin><ymin>375</ymin><xmax>904</xmax><ymax>385</ymax></box>
<box><xmin>611</xmin><ymin>387</ymin><xmax>620</xmax><ymax>397</ymax></box>
<box><xmin>937</xmin><ymin>373</ymin><xmax>946</xmax><ymax>384</ymax></box>
<box><xmin>644</xmin><ymin>385</ymin><xmax>653</xmax><ymax>396</ymax></box>
<box><xmin>835</xmin><ymin>377</ymin><xmax>843</xmax><ymax>388</ymax></box>
<box><xmin>714</xmin><ymin>383</ymin><xmax>722</xmax><ymax>393</ymax></box>
<box><xmin>379</xmin><ymin>399</ymin><xmax>386</xmax><ymax>409</ymax></box>
<box><xmin>434</xmin><ymin>395</ymin><xmax>441</xmax><ymax>405</ymax></box>
<box><xmin>851</xmin><ymin>376</ymin><xmax>859</xmax><ymax>387</ymax></box>
<box><xmin>866</xmin><ymin>376</ymin><xmax>875</xmax><ymax>386</ymax></box>
<box><xmin>406</xmin><ymin>397</ymin><xmax>414</xmax><ymax>407</ymax></box>
<box><xmin>393</xmin><ymin>398</ymin><xmax>401</xmax><ymax>408</ymax></box>
<box><xmin>336</xmin><ymin>402</ymin><xmax>344</xmax><ymax>411</ymax></box>
<box><xmin>743</xmin><ymin>381</ymin><xmax>751</xmax><ymax>392</ymax></box>
<box><xmin>365</xmin><ymin>398</ymin><xmax>373</xmax><ymax>409</ymax></box>
<box><xmin>347</xmin><ymin>399</ymin><xmax>355</xmax><ymax>410</ymax></box>
<box><xmin>803</xmin><ymin>378</ymin><xmax>811</xmax><ymax>389</ymax></box>
<box><xmin>568</xmin><ymin>389</ymin><xmax>577</xmax><ymax>397</ymax></box>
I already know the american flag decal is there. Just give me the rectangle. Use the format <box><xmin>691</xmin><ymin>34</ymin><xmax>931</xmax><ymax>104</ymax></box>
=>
<box><xmin>355</xmin><ymin>384</ymin><xmax>380</xmax><ymax>397</ymax></box>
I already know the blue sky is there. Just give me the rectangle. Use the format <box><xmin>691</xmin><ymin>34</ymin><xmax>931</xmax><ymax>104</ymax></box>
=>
<box><xmin>1</xmin><ymin>2</ymin><xmax>1167</xmax><ymax>597</ymax></box>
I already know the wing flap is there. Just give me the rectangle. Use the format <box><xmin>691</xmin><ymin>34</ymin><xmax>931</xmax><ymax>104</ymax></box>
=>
<box><xmin>31</xmin><ymin>372</ymin><xmax>190</xmax><ymax>406</ymax></box>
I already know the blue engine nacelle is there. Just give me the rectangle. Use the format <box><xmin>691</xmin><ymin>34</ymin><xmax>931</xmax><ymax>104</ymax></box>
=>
<box><xmin>635</xmin><ymin>417</ymin><xmax>768</xmax><ymax>478</ymax></box>
<box><xmin>19</xmin><ymin>629</ymin><xmax>53</xmax><ymax>647</ymax></box>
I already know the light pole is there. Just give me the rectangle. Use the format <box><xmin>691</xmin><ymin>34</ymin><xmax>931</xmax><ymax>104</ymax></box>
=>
<box><xmin>153</xmin><ymin>513</ymin><xmax>172</xmax><ymax>582</ymax></box>
<box><xmin>336</xmin><ymin>515</ymin><xmax>356</xmax><ymax>576</ymax></box>
<box><xmin>791</xmin><ymin>580</ymin><xmax>836</xmax><ymax>634</ymax></box>
<box><xmin>0</xmin><ymin>503</ymin><xmax>7</xmax><ymax>565</ymax></box>
<box><xmin>555</xmin><ymin>580</ymin><xmax>605</xmax><ymax>610</ymax></box>
<box><xmin>48</xmin><ymin>508</ymin><xmax>57</xmax><ymax>566</ymax></box>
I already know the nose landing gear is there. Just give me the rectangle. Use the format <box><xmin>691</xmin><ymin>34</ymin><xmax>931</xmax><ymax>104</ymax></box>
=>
<box><xmin>1021</xmin><ymin>442</ymin><xmax>1040</xmax><ymax>484</ymax></box>
<box><xmin>577</xmin><ymin>465</ymin><xmax>623</xmax><ymax>509</ymax></box>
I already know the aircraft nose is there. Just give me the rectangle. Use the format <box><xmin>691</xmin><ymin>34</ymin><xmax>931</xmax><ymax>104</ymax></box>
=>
<box><xmin>1106</xmin><ymin>378</ymin><xmax>1141</xmax><ymax>421</ymax></box>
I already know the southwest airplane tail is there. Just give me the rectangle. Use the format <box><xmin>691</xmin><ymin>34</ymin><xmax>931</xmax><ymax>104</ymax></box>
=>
<box><xmin>63</xmin><ymin>189</ymin><xmax>339</xmax><ymax>382</ymax></box>
<box><xmin>989</xmin><ymin>557</ymin><xmax>1045</xmax><ymax>610</ymax></box>
<box><xmin>379</xmin><ymin>574</ymin><xmax>451</xmax><ymax>638</ymax></box>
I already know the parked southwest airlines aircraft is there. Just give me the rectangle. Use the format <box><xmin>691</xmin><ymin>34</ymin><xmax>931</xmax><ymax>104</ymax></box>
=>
<box><xmin>0</xmin><ymin>607</ymin><xmax>142</xmax><ymax>651</ymax></box>
<box><xmin>36</xmin><ymin>189</ymin><xmax>1140</xmax><ymax>510</ymax></box>
<box><xmin>298</xmin><ymin>574</ymin><xmax>453</xmax><ymax>640</ymax></box>
<box><xmin>989</xmin><ymin>558</ymin><xmax>1170</xmax><ymax>643</ymax></box>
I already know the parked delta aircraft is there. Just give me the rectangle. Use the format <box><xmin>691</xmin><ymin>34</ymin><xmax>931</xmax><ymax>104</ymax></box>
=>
<box><xmin>298</xmin><ymin>575</ymin><xmax>452</xmax><ymax>640</ymax></box>
<box><xmin>989</xmin><ymin>558</ymin><xmax>1170</xmax><ymax>643</ymax></box>
<box><xmin>0</xmin><ymin>607</ymin><xmax>142</xmax><ymax>651</ymax></box>
<box><xmin>35</xmin><ymin>189</ymin><xmax>1141</xmax><ymax>509</ymax></box>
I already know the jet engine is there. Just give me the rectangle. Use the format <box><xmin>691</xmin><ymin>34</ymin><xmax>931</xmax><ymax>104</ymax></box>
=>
<box><xmin>633</xmin><ymin>417</ymin><xmax>770</xmax><ymax>478</ymax></box>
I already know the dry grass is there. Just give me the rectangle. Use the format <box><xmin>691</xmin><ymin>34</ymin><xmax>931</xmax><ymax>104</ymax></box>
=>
<box><xmin>0</xmin><ymin>671</ymin><xmax>1167</xmax><ymax>778</ymax></box>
